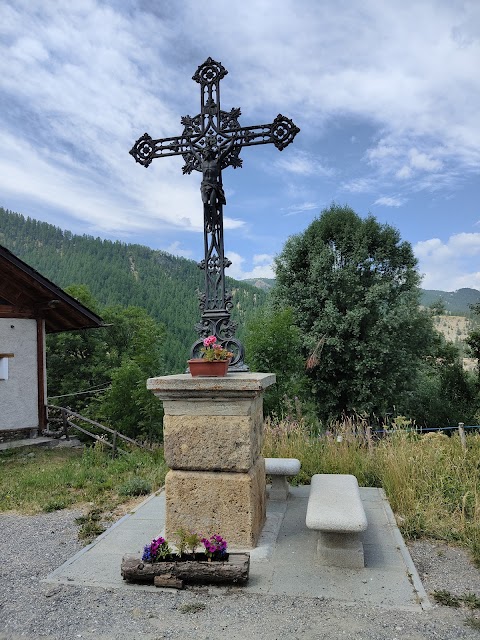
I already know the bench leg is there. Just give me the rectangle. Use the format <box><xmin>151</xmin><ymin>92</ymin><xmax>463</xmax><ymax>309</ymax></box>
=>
<box><xmin>269</xmin><ymin>475</ymin><xmax>289</xmax><ymax>500</ymax></box>
<box><xmin>316</xmin><ymin>532</ymin><xmax>365</xmax><ymax>569</ymax></box>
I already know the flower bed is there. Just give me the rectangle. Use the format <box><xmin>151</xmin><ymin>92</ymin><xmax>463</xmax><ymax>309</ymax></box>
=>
<box><xmin>120</xmin><ymin>531</ymin><xmax>250</xmax><ymax>588</ymax></box>
<box><xmin>121</xmin><ymin>552</ymin><xmax>250</xmax><ymax>588</ymax></box>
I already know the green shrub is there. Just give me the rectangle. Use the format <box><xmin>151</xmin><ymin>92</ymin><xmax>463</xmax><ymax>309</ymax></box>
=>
<box><xmin>118</xmin><ymin>476</ymin><xmax>152</xmax><ymax>497</ymax></box>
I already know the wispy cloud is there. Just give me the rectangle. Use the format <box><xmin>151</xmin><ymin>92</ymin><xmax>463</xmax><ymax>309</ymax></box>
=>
<box><xmin>374</xmin><ymin>196</ymin><xmax>406</xmax><ymax>207</ymax></box>
<box><xmin>283</xmin><ymin>202</ymin><xmax>319</xmax><ymax>216</ymax></box>
<box><xmin>273</xmin><ymin>150</ymin><xmax>334</xmax><ymax>177</ymax></box>
<box><xmin>341</xmin><ymin>178</ymin><xmax>377</xmax><ymax>194</ymax></box>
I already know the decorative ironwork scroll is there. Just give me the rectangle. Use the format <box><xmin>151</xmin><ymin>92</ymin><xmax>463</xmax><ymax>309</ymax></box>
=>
<box><xmin>130</xmin><ymin>57</ymin><xmax>299</xmax><ymax>371</ymax></box>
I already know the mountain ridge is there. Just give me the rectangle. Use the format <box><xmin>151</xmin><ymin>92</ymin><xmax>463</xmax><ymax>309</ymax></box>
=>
<box><xmin>243</xmin><ymin>278</ymin><xmax>480</xmax><ymax>315</ymax></box>
<box><xmin>0</xmin><ymin>207</ymin><xmax>267</xmax><ymax>372</ymax></box>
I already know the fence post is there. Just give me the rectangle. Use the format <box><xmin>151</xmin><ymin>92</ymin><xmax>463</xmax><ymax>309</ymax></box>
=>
<box><xmin>61</xmin><ymin>409</ymin><xmax>69</xmax><ymax>440</ymax></box>
<box><xmin>112</xmin><ymin>430</ymin><xmax>118</xmax><ymax>458</ymax></box>
<box><xmin>458</xmin><ymin>422</ymin><xmax>466</xmax><ymax>452</ymax></box>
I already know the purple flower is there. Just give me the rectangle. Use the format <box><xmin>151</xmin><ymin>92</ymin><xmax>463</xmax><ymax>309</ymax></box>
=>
<box><xmin>201</xmin><ymin>534</ymin><xmax>228</xmax><ymax>558</ymax></box>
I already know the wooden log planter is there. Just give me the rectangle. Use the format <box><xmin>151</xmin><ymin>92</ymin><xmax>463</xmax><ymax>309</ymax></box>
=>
<box><xmin>121</xmin><ymin>553</ymin><xmax>250</xmax><ymax>589</ymax></box>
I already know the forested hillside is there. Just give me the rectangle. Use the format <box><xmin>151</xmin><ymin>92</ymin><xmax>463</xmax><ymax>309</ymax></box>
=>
<box><xmin>0</xmin><ymin>207</ymin><xmax>266</xmax><ymax>372</ymax></box>
<box><xmin>421</xmin><ymin>288</ymin><xmax>480</xmax><ymax>315</ymax></box>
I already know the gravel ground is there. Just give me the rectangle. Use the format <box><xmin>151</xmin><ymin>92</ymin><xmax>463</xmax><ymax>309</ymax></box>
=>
<box><xmin>1</xmin><ymin>510</ymin><xmax>480</xmax><ymax>640</ymax></box>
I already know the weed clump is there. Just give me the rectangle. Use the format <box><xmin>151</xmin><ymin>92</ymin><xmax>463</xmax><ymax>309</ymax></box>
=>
<box><xmin>119</xmin><ymin>476</ymin><xmax>152</xmax><ymax>497</ymax></box>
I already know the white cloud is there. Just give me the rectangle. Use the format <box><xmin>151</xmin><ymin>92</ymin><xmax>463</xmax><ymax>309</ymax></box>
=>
<box><xmin>341</xmin><ymin>178</ymin><xmax>376</xmax><ymax>194</ymax></box>
<box><xmin>396</xmin><ymin>165</ymin><xmax>412</xmax><ymax>180</ymax></box>
<box><xmin>283</xmin><ymin>202</ymin><xmax>319</xmax><ymax>216</ymax></box>
<box><xmin>449</xmin><ymin>232</ymin><xmax>480</xmax><ymax>255</ymax></box>
<box><xmin>374</xmin><ymin>196</ymin><xmax>405</xmax><ymax>207</ymax></box>
<box><xmin>226</xmin><ymin>251</ymin><xmax>275</xmax><ymax>280</ymax></box>
<box><xmin>409</xmin><ymin>148</ymin><xmax>443</xmax><ymax>172</ymax></box>
<box><xmin>223</xmin><ymin>217</ymin><xmax>246</xmax><ymax>230</ymax></box>
<box><xmin>392</xmin><ymin>148</ymin><xmax>444</xmax><ymax>181</ymax></box>
<box><xmin>414</xmin><ymin>233</ymin><xmax>480</xmax><ymax>290</ymax></box>
<box><xmin>253</xmin><ymin>254</ymin><xmax>274</xmax><ymax>265</ymax></box>
<box><xmin>164</xmin><ymin>241</ymin><xmax>193</xmax><ymax>258</ymax></box>
<box><xmin>273</xmin><ymin>150</ymin><xmax>334</xmax><ymax>177</ymax></box>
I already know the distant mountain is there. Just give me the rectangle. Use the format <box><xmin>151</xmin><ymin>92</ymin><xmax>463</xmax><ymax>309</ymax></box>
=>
<box><xmin>243</xmin><ymin>277</ymin><xmax>480</xmax><ymax>316</ymax></box>
<box><xmin>242</xmin><ymin>277</ymin><xmax>276</xmax><ymax>291</ymax></box>
<box><xmin>420</xmin><ymin>288</ymin><xmax>480</xmax><ymax>315</ymax></box>
<box><xmin>0</xmin><ymin>207</ymin><xmax>267</xmax><ymax>372</ymax></box>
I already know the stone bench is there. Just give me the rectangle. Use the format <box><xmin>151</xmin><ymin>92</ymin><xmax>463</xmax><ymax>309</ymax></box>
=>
<box><xmin>306</xmin><ymin>474</ymin><xmax>368</xmax><ymax>568</ymax></box>
<box><xmin>265</xmin><ymin>457</ymin><xmax>301</xmax><ymax>500</ymax></box>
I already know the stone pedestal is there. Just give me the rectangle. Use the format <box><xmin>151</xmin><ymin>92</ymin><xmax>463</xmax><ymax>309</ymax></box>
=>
<box><xmin>316</xmin><ymin>532</ymin><xmax>365</xmax><ymax>568</ymax></box>
<box><xmin>147</xmin><ymin>373</ymin><xmax>275</xmax><ymax>548</ymax></box>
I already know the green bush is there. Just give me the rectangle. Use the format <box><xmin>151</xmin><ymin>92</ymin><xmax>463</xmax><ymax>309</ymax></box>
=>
<box><xmin>118</xmin><ymin>476</ymin><xmax>152</xmax><ymax>497</ymax></box>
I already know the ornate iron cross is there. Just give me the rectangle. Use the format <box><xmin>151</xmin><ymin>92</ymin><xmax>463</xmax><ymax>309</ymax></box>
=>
<box><xmin>130</xmin><ymin>57</ymin><xmax>299</xmax><ymax>371</ymax></box>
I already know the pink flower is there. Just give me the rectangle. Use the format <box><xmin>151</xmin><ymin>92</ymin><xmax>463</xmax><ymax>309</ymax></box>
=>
<box><xmin>203</xmin><ymin>335</ymin><xmax>217</xmax><ymax>348</ymax></box>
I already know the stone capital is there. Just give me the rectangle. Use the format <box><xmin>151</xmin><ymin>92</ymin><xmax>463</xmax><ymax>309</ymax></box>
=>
<box><xmin>147</xmin><ymin>372</ymin><xmax>276</xmax><ymax>401</ymax></box>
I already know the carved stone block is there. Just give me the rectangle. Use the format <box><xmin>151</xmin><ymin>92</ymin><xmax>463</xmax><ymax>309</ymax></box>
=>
<box><xmin>165</xmin><ymin>457</ymin><xmax>266</xmax><ymax>548</ymax></box>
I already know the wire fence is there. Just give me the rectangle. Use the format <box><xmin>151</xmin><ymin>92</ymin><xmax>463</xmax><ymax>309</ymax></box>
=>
<box><xmin>371</xmin><ymin>424</ymin><xmax>479</xmax><ymax>435</ymax></box>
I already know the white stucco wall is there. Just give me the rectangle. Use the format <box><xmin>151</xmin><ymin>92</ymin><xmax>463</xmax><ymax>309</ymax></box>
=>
<box><xmin>0</xmin><ymin>318</ymin><xmax>39</xmax><ymax>430</ymax></box>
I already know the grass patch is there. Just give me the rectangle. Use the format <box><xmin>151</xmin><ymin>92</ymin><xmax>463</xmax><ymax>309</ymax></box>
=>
<box><xmin>433</xmin><ymin>590</ymin><xmax>461</xmax><ymax>607</ymax></box>
<box><xmin>119</xmin><ymin>476</ymin><xmax>152</xmax><ymax>497</ymax></box>
<box><xmin>433</xmin><ymin>590</ymin><xmax>480</xmax><ymax>609</ymax></box>
<box><xmin>465</xmin><ymin>616</ymin><xmax>480</xmax><ymax>630</ymax></box>
<box><xmin>0</xmin><ymin>444</ymin><xmax>167</xmax><ymax>515</ymax></box>
<box><xmin>263</xmin><ymin>415</ymin><xmax>480</xmax><ymax>564</ymax></box>
<box><xmin>75</xmin><ymin>508</ymin><xmax>106</xmax><ymax>542</ymax></box>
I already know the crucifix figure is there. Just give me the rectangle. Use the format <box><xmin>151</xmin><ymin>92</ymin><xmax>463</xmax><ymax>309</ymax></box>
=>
<box><xmin>130</xmin><ymin>57</ymin><xmax>299</xmax><ymax>371</ymax></box>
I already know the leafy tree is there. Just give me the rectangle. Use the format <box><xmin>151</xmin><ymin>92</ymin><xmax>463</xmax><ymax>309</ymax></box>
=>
<box><xmin>429</xmin><ymin>298</ymin><xmax>446</xmax><ymax>315</ymax></box>
<box><xmin>95</xmin><ymin>358</ymin><xmax>164</xmax><ymax>440</ymax></box>
<box><xmin>466</xmin><ymin>331</ymin><xmax>480</xmax><ymax>382</ymax></box>
<box><xmin>95</xmin><ymin>305</ymin><xmax>165</xmax><ymax>439</ymax></box>
<box><xmin>399</xmin><ymin>337</ymin><xmax>476</xmax><ymax>426</ymax></box>
<box><xmin>273</xmin><ymin>204</ymin><xmax>435</xmax><ymax>422</ymax></box>
<box><xmin>46</xmin><ymin>285</ymin><xmax>110</xmax><ymax>411</ymax></box>
<box><xmin>47</xmin><ymin>286</ymin><xmax>165</xmax><ymax>439</ymax></box>
<box><xmin>466</xmin><ymin>302</ymin><xmax>480</xmax><ymax>385</ymax></box>
<box><xmin>245</xmin><ymin>306</ymin><xmax>308</xmax><ymax>416</ymax></box>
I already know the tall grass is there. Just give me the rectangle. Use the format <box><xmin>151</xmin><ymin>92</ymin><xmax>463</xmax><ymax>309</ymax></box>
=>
<box><xmin>263</xmin><ymin>415</ymin><xmax>480</xmax><ymax>565</ymax></box>
<box><xmin>2</xmin><ymin>419</ymin><xmax>479</xmax><ymax>565</ymax></box>
<box><xmin>0</xmin><ymin>443</ymin><xmax>167</xmax><ymax>514</ymax></box>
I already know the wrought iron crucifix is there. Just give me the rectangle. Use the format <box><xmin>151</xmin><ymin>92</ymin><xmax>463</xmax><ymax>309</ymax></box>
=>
<box><xmin>130</xmin><ymin>57</ymin><xmax>299</xmax><ymax>371</ymax></box>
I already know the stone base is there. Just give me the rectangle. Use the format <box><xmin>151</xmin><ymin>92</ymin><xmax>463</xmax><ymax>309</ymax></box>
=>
<box><xmin>269</xmin><ymin>476</ymin><xmax>290</xmax><ymax>500</ymax></box>
<box><xmin>165</xmin><ymin>457</ymin><xmax>266</xmax><ymax>548</ymax></box>
<box><xmin>316</xmin><ymin>532</ymin><xmax>365</xmax><ymax>568</ymax></box>
<box><xmin>163</xmin><ymin>397</ymin><xmax>263</xmax><ymax>471</ymax></box>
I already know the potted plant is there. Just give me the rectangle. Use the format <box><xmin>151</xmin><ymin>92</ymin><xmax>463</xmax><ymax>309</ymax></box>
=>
<box><xmin>188</xmin><ymin>335</ymin><xmax>234</xmax><ymax>377</ymax></box>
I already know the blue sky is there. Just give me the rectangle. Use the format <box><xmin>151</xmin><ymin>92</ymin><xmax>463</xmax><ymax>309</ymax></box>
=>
<box><xmin>1</xmin><ymin>1</ymin><xmax>479</xmax><ymax>291</ymax></box>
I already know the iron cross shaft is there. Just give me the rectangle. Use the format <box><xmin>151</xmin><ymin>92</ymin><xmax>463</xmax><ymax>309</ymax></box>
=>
<box><xmin>130</xmin><ymin>57</ymin><xmax>299</xmax><ymax>371</ymax></box>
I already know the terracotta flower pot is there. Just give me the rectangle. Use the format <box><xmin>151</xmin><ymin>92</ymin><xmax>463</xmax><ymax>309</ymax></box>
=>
<box><xmin>187</xmin><ymin>358</ymin><xmax>230</xmax><ymax>377</ymax></box>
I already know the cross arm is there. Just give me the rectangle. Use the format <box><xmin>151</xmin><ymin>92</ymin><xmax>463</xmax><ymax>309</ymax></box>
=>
<box><xmin>229</xmin><ymin>114</ymin><xmax>300</xmax><ymax>151</ymax></box>
<box><xmin>129</xmin><ymin>132</ymin><xmax>193</xmax><ymax>167</ymax></box>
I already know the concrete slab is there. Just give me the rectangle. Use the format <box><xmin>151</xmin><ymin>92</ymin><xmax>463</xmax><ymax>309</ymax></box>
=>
<box><xmin>44</xmin><ymin>485</ymin><xmax>431</xmax><ymax>611</ymax></box>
